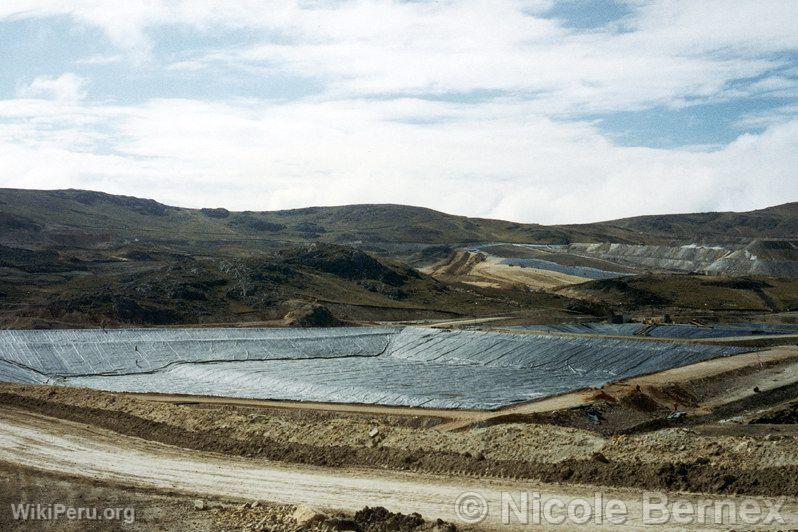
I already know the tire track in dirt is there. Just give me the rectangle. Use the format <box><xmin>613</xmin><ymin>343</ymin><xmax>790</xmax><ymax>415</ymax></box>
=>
<box><xmin>2</xmin><ymin>408</ymin><xmax>797</xmax><ymax>530</ymax></box>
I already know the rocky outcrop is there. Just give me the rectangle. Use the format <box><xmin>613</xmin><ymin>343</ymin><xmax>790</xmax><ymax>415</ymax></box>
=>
<box><xmin>704</xmin><ymin>240</ymin><xmax>798</xmax><ymax>277</ymax></box>
<box><xmin>283</xmin><ymin>304</ymin><xmax>345</xmax><ymax>327</ymax></box>
<box><xmin>566</xmin><ymin>243</ymin><xmax>729</xmax><ymax>272</ymax></box>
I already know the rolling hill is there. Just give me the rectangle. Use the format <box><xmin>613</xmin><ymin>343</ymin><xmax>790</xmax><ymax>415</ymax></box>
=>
<box><xmin>1</xmin><ymin>188</ymin><xmax>796</xmax><ymax>327</ymax></box>
<box><xmin>572</xmin><ymin>202</ymin><xmax>798</xmax><ymax>242</ymax></box>
<box><xmin>0</xmin><ymin>240</ymin><xmax>581</xmax><ymax>328</ymax></box>
<box><xmin>1</xmin><ymin>188</ymin><xmax>795</xmax><ymax>254</ymax></box>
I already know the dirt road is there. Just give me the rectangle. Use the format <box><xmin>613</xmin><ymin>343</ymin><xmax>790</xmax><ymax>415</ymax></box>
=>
<box><xmin>1</xmin><ymin>407</ymin><xmax>795</xmax><ymax>530</ymax></box>
<box><xmin>122</xmin><ymin>391</ymin><xmax>482</xmax><ymax>420</ymax></box>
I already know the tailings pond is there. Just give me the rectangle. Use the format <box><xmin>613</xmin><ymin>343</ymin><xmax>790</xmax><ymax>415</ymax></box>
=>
<box><xmin>0</xmin><ymin>327</ymin><xmax>750</xmax><ymax>409</ymax></box>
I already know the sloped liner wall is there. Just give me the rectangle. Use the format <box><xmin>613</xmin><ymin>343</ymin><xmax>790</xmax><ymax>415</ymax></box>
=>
<box><xmin>506</xmin><ymin>322</ymin><xmax>798</xmax><ymax>339</ymax></box>
<box><xmin>0</xmin><ymin>326</ymin><xmax>748</xmax><ymax>409</ymax></box>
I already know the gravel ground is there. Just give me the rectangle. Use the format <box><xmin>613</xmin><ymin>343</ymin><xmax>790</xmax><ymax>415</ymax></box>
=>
<box><xmin>0</xmin><ymin>461</ymin><xmax>456</xmax><ymax>532</ymax></box>
<box><xmin>2</xmin><ymin>381</ymin><xmax>798</xmax><ymax>497</ymax></box>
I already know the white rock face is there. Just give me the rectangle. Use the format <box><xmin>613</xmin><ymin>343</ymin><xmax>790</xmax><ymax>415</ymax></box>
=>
<box><xmin>565</xmin><ymin>240</ymin><xmax>798</xmax><ymax>277</ymax></box>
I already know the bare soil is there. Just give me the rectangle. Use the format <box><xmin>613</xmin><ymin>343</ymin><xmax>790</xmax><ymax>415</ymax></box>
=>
<box><xmin>2</xmin><ymin>364</ymin><xmax>798</xmax><ymax>498</ymax></box>
<box><xmin>0</xmin><ymin>461</ymin><xmax>454</xmax><ymax>532</ymax></box>
<box><xmin>424</xmin><ymin>251</ymin><xmax>588</xmax><ymax>290</ymax></box>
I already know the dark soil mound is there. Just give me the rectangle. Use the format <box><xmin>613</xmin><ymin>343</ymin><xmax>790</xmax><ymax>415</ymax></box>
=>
<box><xmin>588</xmin><ymin>277</ymin><xmax>671</xmax><ymax>306</ymax></box>
<box><xmin>750</xmin><ymin>401</ymin><xmax>798</xmax><ymax>424</ymax></box>
<box><xmin>620</xmin><ymin>389</ymin><xmax>666</xmax><ymax>413</ymax></box>
<box><xmin>200</xmin><ymin>207</ymin><xmax>230</xmax><ymax>218</ymax></box>
<box><xmin>282</xmin><ymin>243</ymin><xmax>411</xmax><ymax>286</ymax></box>
<box><xmin>353</xmin><ymin>506</ymin><xmax>425</xmax><ymax>531</ymax></box>
<box><xmin>703</xmin><ymin>277</ymin><xmax>772</xmax><ymax>290</ymax></box>
<box><xmin>349</xmin><ymin>506</ymin><xmax>456</xmax><ymax>531</ymax></box>
<box><xmin>113</xmin><ymin>298</ymin><xmax>180</xmax><ymax>324</ymax></box>
<box><xmin>283</xmin><ymin>305</ymin><xmax>344</xmax><ymax>327</ymax></box>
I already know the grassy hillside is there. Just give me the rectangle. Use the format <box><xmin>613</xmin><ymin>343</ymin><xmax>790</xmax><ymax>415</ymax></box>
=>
<box><xmin>2</xmin><ymin>188</ymin><xmax>796</xmax><ymax>327</ymax></box>
<box><xmin>558</xmin><ymin>274</ymin><xmax>798</xmax><ymax>313</ymax></box>
<box><xmin>3</xmin><ymin>188</ymin><xmax>794</xmax><ymax>254</ymax></box>
<box><xmin>0</xmin><ymin>189</ymin><xmax>564</xmax><ymax>251</ymax></box>
<box><xmin>572</xmin><ymin>202</ymin><xmax>798</xmax><ymax>243</ymax></box>
<box><xmin>0</xmin><ymin>241</ymin><xmax>580</xmax><ymax>328</ymax></box>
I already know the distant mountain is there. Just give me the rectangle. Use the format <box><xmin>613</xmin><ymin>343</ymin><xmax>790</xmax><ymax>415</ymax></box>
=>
<box><xmin>0</xmin><ymin>188</ymin><xmax>595</xmax><ymax>251</ymax></box>
<box><xmin>1</xmin><ymin>188</ymin><xmax>795</xmax><ymax>326</ymax></box>
<box><xmin>0</xmin><ymin>189</ymin><xmax>798</xmax><ymax>251</ymax></box>
<box><xmin>1</xmin><ymin>188</ymin><xmax>795</xmax><ymax>254</ymax></box>
<box><xmin>575</xmin><ymin>202</ymin><xmax>798</xmax><ymax>243</ymax></box>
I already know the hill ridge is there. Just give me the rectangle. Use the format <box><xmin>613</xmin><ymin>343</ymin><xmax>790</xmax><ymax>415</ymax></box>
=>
<box><xmin>0</xmin><ymin>188</ymin><xmax>795</xmax><ymax>252</ymax></box>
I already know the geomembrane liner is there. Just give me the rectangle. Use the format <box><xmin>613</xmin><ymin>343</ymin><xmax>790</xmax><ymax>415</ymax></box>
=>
<box><xmin>504</xmin><ymin>322</ymin><xmax>798</xmax><ymax>339</ymax></box>
<box><xmin>0</xmin><ymin>326</ymin><xmax>750</xmax><ymax>409</ymax></box>
<box><xmin>500</xmin><ymin>258</ymin><xmax>627</xmax><ymax>280</ymax></box>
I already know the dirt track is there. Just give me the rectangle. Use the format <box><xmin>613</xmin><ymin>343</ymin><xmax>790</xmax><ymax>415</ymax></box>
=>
<box><xmin>122</xmin><ymin>392</ymin><xmax>482</xmax><ymax>421</ymax></box>
<box><xmin>3</xmin><ymin>353</ymin><xmax>798</xmax><ymax>499</ymax></box>
<box><xmin>2</xmin><ymin>408</ymin><xmax>795</xmax><ymax>530</ymax></box>
<box><xmin>3</xmin><ymin>345</ymin><xmax>798</xmax><ymax>529</ymax></box>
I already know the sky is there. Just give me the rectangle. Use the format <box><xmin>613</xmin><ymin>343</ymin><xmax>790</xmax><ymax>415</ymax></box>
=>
<box><xmin>0</xmin><ymin>1</ymin><xmax>796</xmax><ymax>224</ymax></box>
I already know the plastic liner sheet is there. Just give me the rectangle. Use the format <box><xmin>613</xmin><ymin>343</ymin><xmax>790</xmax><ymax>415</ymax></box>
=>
<box><xmin>505</xmin><ymin>322</ymin><xmax>798</xmax><ymax>339</ymax></box>
<box><xmin>0</xmin><ymin>327</ymin><xmax>395</xmax><ymax>377</ymax></box>
<box><xmin>0</xmin><ymin>360</ymin><xmax>52</xmax><ymax>385</ymax></box>
<box><xmin>500</xmin><ymin>258</ymin><xmax>628</xmax><ymax>280</ymax></box>
<box><xmin>646</xmin><ymin>323</ymin><xmax>798</xmax><ymax>339</ymax></box>
<box><xmin>0</xmin><ymin>326</ymin><xmax>749</xmax><ymax>410</ymax></box>
<box><xmin>495</xmin><ymin>323</ymin><xmax>646</xmax><ymax>336</ymax></box>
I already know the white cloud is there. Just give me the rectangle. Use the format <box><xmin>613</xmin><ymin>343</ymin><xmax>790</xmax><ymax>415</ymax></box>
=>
<box><xmin>0</xmin><ymin>1</ymin><xmax>795</xmax><ymax>223</ymax></box>
<box><xmin>172</xmin><ymin>1</ymin><xmax>794</xmax><ymax>113</ymax></box>
<box><xmin>16</xmin><ymin>73</ymin><xmax>88</xmax><ymax>101</ymax></box>
<box><xmin>2</xmin><ymin>1</ymin><xmax>795</xmax><ymax>112</ymax></box>
<box><xmin>745</xmin><ymin>76</ymin><xmax>798</xmax><ymax>98</ymax></box>
<box><xmin>736</xmin><ymin>103</ymin><xmax>798</xmax><ymax>129</ymax></box>
<box><xmin>75</xmin><ymin>54</ymin><xmax>124</xmax><ymax>65</ymax></box>
<box><xmin>0</xmin><ymin>96</ymin><xmax>795</xmax><ymax>224</ymax></box>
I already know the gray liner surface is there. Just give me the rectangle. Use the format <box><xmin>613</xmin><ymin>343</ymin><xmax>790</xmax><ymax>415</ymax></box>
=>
<box><xmin>505</xmin><ymin>322</ymin><xmax>798</xmax><ymax>339</ymax></box>
<box><xmin>0</xmin><ymin>326</ymin><xmax>749</xmax><ymax>410</ymax></box>
<box><xmin>500</xmin><ymin>258</ymin><xmax>627</xmax><ymax>280</ymax></box>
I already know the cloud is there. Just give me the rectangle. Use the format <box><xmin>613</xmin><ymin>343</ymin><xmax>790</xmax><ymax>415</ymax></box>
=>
<box><xmin>2</xmin><ymin>1</ymin><xmax>795</xmax><ymax>112</ymax></box>
<box><xmin>0</xmin><ymin>1</ymin><xmax>795</xmax><ymax>223</ymax></box>
<box><xmin>0</xmin><ymin>95</ymin><xmax>795</xmax><ymax>224</ymax></box>
<box><xmin>139</xmin><ymin>1</ymin><xmax>792</xmax><ymax>117</ymax></box>
<box><xmin>75</xmin><ymin>54</ymin><xmax>124</xmax><ymax>65</ymax></box>
<box><xmin>736</xmin><ymin>103</ymin><xmax>798</xmax><ymax>129</ymax></box>
<box><xmin>16</xmin><ymin>73</ymin><xmax>88</xmax><ymax>101</ymax></box>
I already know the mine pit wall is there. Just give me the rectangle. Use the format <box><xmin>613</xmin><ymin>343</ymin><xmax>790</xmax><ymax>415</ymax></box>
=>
<box><xmin>564</xmin><ymin>241</ymin><xmax>798</xmax><ymax>277</ymax></box>
<box><xmin>565</xmin><ymin>243</ymin><xmax>731</xmax><ymax>272</ymax></box>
